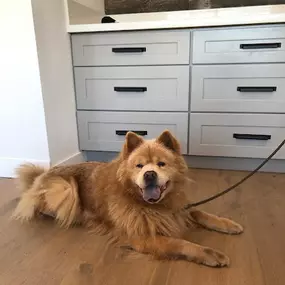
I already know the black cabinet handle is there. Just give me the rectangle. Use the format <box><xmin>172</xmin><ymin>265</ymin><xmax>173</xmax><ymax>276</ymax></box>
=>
<box><xmin>116</xmin><ymin>130</ymin><xmax>148</xmax><ymax>136</ymax></box>
<box><xmin>114</xmin><ymin>87</ymin><xmax>147</xmax><ymax>92</ymax></box>
<box><xmin>240</xmin><ymin>42</ymin><xmax>281</xmax><ymax>49</ymax></box>
<box><xmin>112</xmin><ymin>47</ymin><xmax>146</xmax><ymax>53</ymax></box>
<box><xmin>233</xmin><ymin>133</ymin><xmax>271</xmax><ymax>141</ymax></box>
<box><xmin>237</xmin><ymin>86</ymin><xmax>277</xmax><ymax>93</ymax></box>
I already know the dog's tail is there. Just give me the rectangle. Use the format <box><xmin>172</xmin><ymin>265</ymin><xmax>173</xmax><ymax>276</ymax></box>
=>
<box><xmin>13</xmin><ymin>163</ymin><xmax>47</xmax><ymax>222</ymax></box>
<box><xmin>13</xmin><ymin>164</ymin><xmax>80</xmax><ymax>228</ymax></box>
<box><xmin>15</xmin><ymin>163</ymin><xmax>46</xmax><ymax>192</ymax></box>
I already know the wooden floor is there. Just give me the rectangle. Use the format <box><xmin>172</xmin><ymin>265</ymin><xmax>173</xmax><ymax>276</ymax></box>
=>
<box><xmin>0</xmin><ymin>169</ymin><xmax>285</xmax><ymax>285</ymax></box>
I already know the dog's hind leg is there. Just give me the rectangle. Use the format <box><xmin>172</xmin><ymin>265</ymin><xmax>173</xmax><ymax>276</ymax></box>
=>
<box><xmin>13</xmin><ymin>175</ymin><xmax>80</xmax><ymax>228</ymax></box>
<box><xmin>189</xmin><ymin>210</ymin><xmax>243</xmax><ymax>235</ymax></box>
<box><xmin>41</xmin><ymin>176</ymin><xmax>81</xmax><ymax>228</ymax></box>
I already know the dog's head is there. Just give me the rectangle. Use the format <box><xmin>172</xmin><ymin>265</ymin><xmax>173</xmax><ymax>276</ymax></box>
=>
<box><xmin>117</xmin><ymin>130</ymin><xmax>188</xmax><ymax>204</ymax></box>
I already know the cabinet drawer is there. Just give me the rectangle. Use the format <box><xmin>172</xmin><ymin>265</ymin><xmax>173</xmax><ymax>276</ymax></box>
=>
<box><xmin>77</xmin><ymin>111</ymin><xmax>188</xmax><ymax>153</ymax></box>
<box><xmin>189</xmin><ymin>113</ymin><xmax>285</xmax><ymax>159</ymax></box>
<box><xmin>193</xmin><ymin>26</ymin><xmax>285</xmax><ymax>64</ymax></box>
<box><xmin>74</xmin><ymin>66</ymin><xmax>189</xmax><ymax>111</ymax></box>
<box><xmin>71</xmin><ymin>30</ymin><xmax>190</xmax><ymax>66</ymax></box>
<box><xmin>191</xmin><ymin>64</ymin><xmax>285</xmax><ymax>113</ymax></box>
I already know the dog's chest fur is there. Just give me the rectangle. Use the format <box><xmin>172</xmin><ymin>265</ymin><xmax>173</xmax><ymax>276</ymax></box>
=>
<box><xmin>107</xmin><ymin>195</ymin><xmax>191</xmax><ymax>239</ymax></box>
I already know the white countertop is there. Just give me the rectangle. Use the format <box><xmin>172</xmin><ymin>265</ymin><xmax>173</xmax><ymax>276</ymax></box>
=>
<box><xmin>67</xmin><ymin>4</ymin><xmax>285</xmax><ymax>33</ymax></box>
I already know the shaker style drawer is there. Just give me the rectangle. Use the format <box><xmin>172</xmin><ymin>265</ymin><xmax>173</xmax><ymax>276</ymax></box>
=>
<box><xmin>71</xmin><ymin>30</ymin><xmax>190</xmax><ymax>66</ymax></box>
<box><xmin>74</xmin><ymin>66</ymin><xmax>189</xmax><ymax>111</ymax></box>
<box><xmin>189</xmin><ymin>113</ymin><xmax>285</xmax><ymax>159</ymax></box>
<box><xmin>191</xmin><ymin>64</ymin><xmax>285</xmax><ymax>113</ymax></box>
<box><xmin>192</xmin><ymin>26</ymin><xmax>285</xmax><ymax>64</ymax></box>
<box><xmin>77</xmin><ymin>111</ymin><xmax>188</xmax><ymax>154</ymax></box>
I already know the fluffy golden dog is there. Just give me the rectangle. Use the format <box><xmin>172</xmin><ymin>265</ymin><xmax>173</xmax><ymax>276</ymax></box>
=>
<box><xmin>13</xmin><ymin>130</ymin><xmax>243</xmax><ymax>267</ymax></box>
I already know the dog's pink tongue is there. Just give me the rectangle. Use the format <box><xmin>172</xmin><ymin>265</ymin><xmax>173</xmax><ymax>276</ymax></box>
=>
<box><xmin>143</xmin><ymin>186</ymin><xmax>160</xmax><ymax>202</ymax></box>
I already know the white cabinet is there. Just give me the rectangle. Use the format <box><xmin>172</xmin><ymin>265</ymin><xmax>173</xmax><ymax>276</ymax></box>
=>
<box><xmin>193</xmin><ymin>26</ymin><xmax>285</xmax><ymax>64</ymax></box>
<box><xmin>72</xmin><ymin>30</ymin><xmax>190</xmax><ymax>66</ymax></box>
<box><xmin>191</xmin><ymin>64</ymin><xmax>285</xmax><ymax>113</ymax></box>
<box><xmin>74</xmin><ymin>66</ymin><xmax>189</xmax><ymax>111</ymax></box>
<box><xmin>71</xmin><ymin>24</ymin><xmax>285</xmax><ymax>169</ymax></box>
<box><xmin>77</xmin><ymin>111</ymin><xmax>188</xmax><ymax>154</ymax></box>
<box><xmin>189</xmin><ymin>113</ymin><xmax>285</xmax><ymax>159</ymax></box>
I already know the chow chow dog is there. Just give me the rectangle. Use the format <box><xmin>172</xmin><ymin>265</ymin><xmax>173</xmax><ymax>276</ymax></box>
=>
<box><xmin>13</xmin><ymin>130</ymin><xmax>243</xmax><ymax>267</ymax></box>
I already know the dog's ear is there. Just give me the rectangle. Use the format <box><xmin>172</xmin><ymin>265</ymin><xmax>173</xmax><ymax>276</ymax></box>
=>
<box><xmin>122</xmin><ymin>132</ymin><xmax>144</xmax><ymax>158</ymax></box>
<box><xmin>156</xmin><ymin>130</ymin><xmax>181</xmax><ymax>154</ymax></box>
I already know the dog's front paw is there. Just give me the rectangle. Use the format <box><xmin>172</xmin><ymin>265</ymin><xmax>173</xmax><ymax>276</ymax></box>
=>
<box><xmin>223</xmin><ymin>219</ymin><xmax>244</xmax><ymax>235</ymax></box>
<box><xmin>200</xmin><ymin>248</ymin><xmax>230</xmax><ymax>268</ymax></box>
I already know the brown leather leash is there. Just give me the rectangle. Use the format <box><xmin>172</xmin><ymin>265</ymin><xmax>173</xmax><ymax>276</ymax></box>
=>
<box><xmin>183</xmin><ymin>139</ymin><xmax>285</xmax><ymax>209</ymax></box>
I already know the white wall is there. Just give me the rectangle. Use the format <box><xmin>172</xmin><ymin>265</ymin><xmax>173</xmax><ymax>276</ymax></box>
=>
<box><xmin>0</xmin><ymin>0</ymin><xmax>82</xmax><ymax>177</ymax></box>
<box><xmin>0</xmin><ymin>0</ymin><xmax>50</xmax><ymax>177</ymax></box>
<box><xmin>32</xmin><ymin>0</ymin><xmax>81</xmax><ymax>166</ymax></box>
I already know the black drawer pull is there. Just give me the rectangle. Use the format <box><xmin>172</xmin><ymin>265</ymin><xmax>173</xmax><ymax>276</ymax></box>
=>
<box><xmin>237</xmin><ymin>86</ymin><xmax>277</xmax><ymax>93</ymax></box>
<box><xmin>114</xmin><ymin>87</ymin><xmax>147</xmax><ymax>92</ymax></box>
<box><xmin>240</xmin><ymin>42</ymin><xmax>281</xmax><ymax>49</ymax></box>
<box><xmin>116</xmin><ymin>130</ymin><xmax>148</xmax><ymax>136</ymax></box>
<box><xmin>233</xmin><ymin>133</ymin><xmax>271</xmax><ymax>141</ymax></box>
<box><xmin>112</xmin><ymin>47</ymin><xmax>146</xmax><ymax>53</ymax></box>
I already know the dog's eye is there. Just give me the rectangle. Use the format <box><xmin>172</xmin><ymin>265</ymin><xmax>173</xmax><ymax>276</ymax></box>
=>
<box><xmin>157</xmin><ymin>161</ymin><xmax>166</xmax><ymax>167</ymax></box>
<box><xmin>136</xmin><ymin>164</ymin><xmax>144</xmax><ymax>168</ymax></box>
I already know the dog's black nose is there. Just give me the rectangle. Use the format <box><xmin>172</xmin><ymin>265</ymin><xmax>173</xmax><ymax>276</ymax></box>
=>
<box><xmin>144</xmin><ymin>171</ymin><xmax>157</xmax><ymax>183</ymax></box>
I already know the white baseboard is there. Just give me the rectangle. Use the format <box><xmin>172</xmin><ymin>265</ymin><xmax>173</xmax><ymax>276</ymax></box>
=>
<box><xmin>0</xmin><ymin>157</ymin><xmax>50</xmax><ymax>178</ymax></box>
<box><xmin>0</xmin><ymin>152</ymin><xmax>85</xmax><ymax>177</ymax></box>
<box><xmin>54</xmin><ymin>152</ymin><xmax>85</xmax><ymax>166</ymax></box>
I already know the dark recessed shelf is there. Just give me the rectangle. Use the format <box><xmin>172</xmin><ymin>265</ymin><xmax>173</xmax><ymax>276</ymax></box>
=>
<box><xmin>105</xmin><ymin>1</ymin><xmax>284</xmax><ymax>15</ymax></box>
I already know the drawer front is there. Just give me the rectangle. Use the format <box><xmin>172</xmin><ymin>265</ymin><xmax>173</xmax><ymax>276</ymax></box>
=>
<box><xmin>77</xmin><ymin>111</ymin><xmax>188</xmax><ymax>153</ymax></box>
<box><xmin>189</xmin><ymin>113</ymin><xmax>285</xmax><ymax>159</ymax></box>
<box><xmin>193</xmin><ymin>26</ymin><xmax>285</xmax><ymax>64</ymax></box>
<box><xmin>75</xmin><ymin>66</ymin><xmax>189</xmax><ymax>111</ymax></box>
<box><xmin>71</xmin><ymin>30</ymin><xmax>190</xmax><ymax>66</ymax></box>
<box><xmin>191</xmin><ymin>64</ymin><xmax>285</xmax><ymax>113</ymax></box>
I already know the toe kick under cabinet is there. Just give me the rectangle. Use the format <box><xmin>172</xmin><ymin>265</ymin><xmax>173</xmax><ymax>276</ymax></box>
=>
<box><xmin>71</xmin><ymin>25</ymin><xmax>285</xmax><ymax>172</ymax></box>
